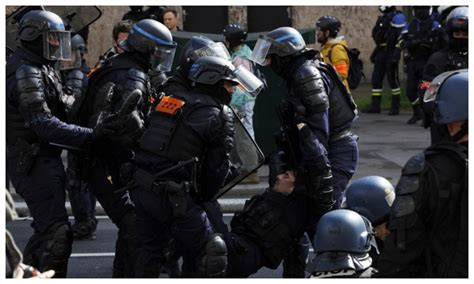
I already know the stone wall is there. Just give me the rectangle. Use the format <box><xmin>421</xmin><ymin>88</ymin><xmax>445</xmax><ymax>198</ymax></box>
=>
<box><xmin>7</xmin><ymin>6</ymin><xmax>382</xmax><ymax>74</ymax></box>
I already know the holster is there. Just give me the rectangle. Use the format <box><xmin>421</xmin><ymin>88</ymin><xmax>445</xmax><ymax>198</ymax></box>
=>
<box><xmin>15</xmin><ymin>138</ymin><xmax>39</xmax><ymax>174</ymax></box>
<box><xmin>133</xmin><ymin>167</ymin><xmax>189</xmax><ymax>218</ymax></box>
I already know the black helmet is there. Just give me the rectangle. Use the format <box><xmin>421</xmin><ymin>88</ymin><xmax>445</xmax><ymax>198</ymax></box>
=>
<box><xmin>121</xmin><ymin>19</ymin><xmax>177</xmax><ymax>71</ymax></box>
<box><xmin>413</xmin><ymin>6</ymin><xmax>432</xmax><ymax>20</ymax></box>
<box><xmin>223</xmin><ymin>23</ymin><xmax>248</xmax><ymax>41</ymax></box>
<box><xmin>379</xmin><ymin>6</ymin><xmax>395</xmax><ymax>13</ymax></box>
<box><xmin>308</xmin><ymin>209</ymin><xmax>375</xmax><ymax>274</ymax></box>
<box><xmin>316</xmin><ymin>16</ymin><xmax>341</xmax><ymax>37</ymax></box>
<box><xmin>423</xmin><ymin>69</ymin><xmax>468</xmax><ymax>125</ymax></box>
<box><xmin>342</xmin><ymin>176</ymin><xmax>395</xmax><ymax>225</ymax></box>
<box><xmin>178</xmin><ymin>35</ymin><xmax>231</xmax><ymax>76</ymax></box>
<box><xmin>250</xmin><ymin>27</ymin><xmax>306</xmax><ymax>66</ymax></box>
<box><xmin>188</xmin><ymin>56</ymin><xmax>263</xmax><ymax>95</ymax></box>
<box><xmin>446</xmin><ymin>7</ymin><xmax>468</xmax><ymax>35</ymax></box>
<box><xmin>18</xmin><ymin>10</ymin><xmax>72</xmax><ymax>61</ymax></box>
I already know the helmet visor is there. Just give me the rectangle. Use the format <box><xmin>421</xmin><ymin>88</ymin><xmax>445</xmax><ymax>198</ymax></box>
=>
<box><xmin>191</xmin><ymin>42</ymin><xmax>231</xmax><ymax>61</ymax></box>
<box><xmin>151</xmin><ymin>45</ymin><xmax>177</xmax><ymax>72</ymax></box>
<box><xmin>423</xmin><ymin>71</ymin><xmax>458</xmax><ymax>103</ymax></box>
<box><xmin>250</xmin><ymin>35</ymin><xmax>273</xmax><ymax>66</ymax></box>
<box><xmin>58</xmin><ymin>49</ymin><xmax>81</xmax><ymax>70</ymax></box>
<box><xmin>43</xmin><ymin>30</ymin><xmax>72</xmax><ymax>61</ymax></box>
<box><xmin>233</xmin><ymin>65</ymin><xmax>264</xmax><ymax>94</ymax></box>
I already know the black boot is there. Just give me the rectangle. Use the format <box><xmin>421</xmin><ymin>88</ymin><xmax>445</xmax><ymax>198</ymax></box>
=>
<box><xmin>362</xmin><ymin>96</ymin><xmax>381</xmax><ymax>113</ymax></box>
<box><xmin>407</xmin><ymin>104</ymin><xmax>423</xmax><ymax>124</ymax></box>
<box><xmin>388</xmin><ymin>95</ymin><xmax>400</xmax><ymax>115</ymax></box>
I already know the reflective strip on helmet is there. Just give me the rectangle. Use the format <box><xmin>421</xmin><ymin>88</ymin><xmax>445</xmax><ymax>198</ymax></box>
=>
<box><xmin>132</xmin><ymin>25</ymin><xmax>175</xmax><ymax>47</ymax></box>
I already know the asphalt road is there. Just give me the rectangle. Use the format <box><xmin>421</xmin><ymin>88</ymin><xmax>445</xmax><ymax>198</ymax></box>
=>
<box><xmin>7</xmin><ymin>215</ymin><xmax>314</xmax><ymax>278</ymax></box>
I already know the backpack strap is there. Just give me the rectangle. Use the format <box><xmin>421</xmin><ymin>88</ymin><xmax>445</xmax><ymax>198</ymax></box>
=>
<box><xmin>327</xmin><ymin>43</ymin><xmax>349</xmax><ymax>64</ymax></box>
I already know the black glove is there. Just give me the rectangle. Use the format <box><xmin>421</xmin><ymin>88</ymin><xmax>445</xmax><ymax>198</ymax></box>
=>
<box><xmin>305</xmin><ymin>170</ymin><xmax>335</xmax><ymax>212</ymax></box>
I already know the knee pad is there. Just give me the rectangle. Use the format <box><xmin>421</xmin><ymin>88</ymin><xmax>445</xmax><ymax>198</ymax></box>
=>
<box><xmin>46</xmin><ymin>222</ymin><xmax>73</xmax><ymax>260</ymax></box>
<box><xmin>198</xmin><ymin>234</ymin><xmax>228</xmax><ymax>277</ymax></box>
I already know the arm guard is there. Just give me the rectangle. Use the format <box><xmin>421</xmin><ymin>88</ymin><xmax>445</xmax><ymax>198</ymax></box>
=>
<box><xmin>200</xmin><ymin>105</ymin><xmax>235</xmax><ymax>200</ymax></box>
<box><xmin>16</xmin><ymin>64</ymin><xmax>92</xmax><ymax>148</ymax></box>
<box><xmin>16</xmin><ymin>64</ymin><xmax>52</xmax><ymax>125</ymax></box>
<box><xmin>63</xmin><ymin>69</ymin><xmax>87</xmax><ymax>122</ymax></box>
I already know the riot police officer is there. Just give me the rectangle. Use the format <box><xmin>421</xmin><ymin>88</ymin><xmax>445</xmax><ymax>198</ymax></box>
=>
<box><xmin>342</xmin><ymin>176</ymin><xmax>395</xmax><ymax>269</ymax></box>
<box><xmin>130</xmin><ymin>55</ymin><xmax>262</xmax><ymax>277</ymax></box>
<box><xmin>5</xmin><ymin>10</ymin><xmax>118</xmax><ymax>278</ymax></box>
<box><xmin>78</xmin><ymin>19</ymin><xmax>177</xmax><ymax>277</ymax></box>
<box><xmin>399</xmin><ymin>6</ymin><xmax>444</xmax><ymax>124</ymax></box>
<box><xmin>378</xmin><ymin>70</ymin><xmax>468</xmax><ymax>277</ymax></box>
<box><xmin>250</xmin><ymin>26</ymin><xmax>359</xmax><ymax>277</ymax></box>
<box><xmin>364</xmin><ymin>6</ymin><xmax>406</xmax><ymax>115</ymax></box>
<box><xmin>307</xmin><ymin>209</ymin><xmax>378</xmax><ymax>278</ymax></box>
<box><xmin>419</xmin><ymin>6</ymin><xmax>468</xmax><ymax>144</ymax></box>
<box><xmin>57</xmin><ymin>34</ymin><xmax>98</xmax><ymax>240</ymax></box>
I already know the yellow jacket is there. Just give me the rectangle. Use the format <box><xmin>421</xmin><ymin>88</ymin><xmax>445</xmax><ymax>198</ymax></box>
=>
<box><xmin>320</xmin><ymin>38</ymin><xmax>351</xmax><ymax>93</ymax></box>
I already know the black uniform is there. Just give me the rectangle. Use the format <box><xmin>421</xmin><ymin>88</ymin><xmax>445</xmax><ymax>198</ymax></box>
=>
<box><xmin>6</xmin><ymin>46</ymin><xmax>93</xmax><ymax>278</ymax></box>
<box><xmin>400</xmin><ymin>15</ymin><xmax>444</xmax><ymax>123</ymax></box>
<box><xmin>60</xmin><ymin>60</ymin><xmax>99</xmax><ymax>239</ymax></box>
<box><xmin>130</xmin><ymin>83</ymin><xmax>237</xmax><ymax>277</ymax></box>
<box><xmin>78</xmin><ymin>51</ymin><xmax>149</xmax><ymax>277</ymax></box>
<box><xmin>377</xmin><ymin>141</ymin><xmax>468</xmax><ymax>277</ymax></box>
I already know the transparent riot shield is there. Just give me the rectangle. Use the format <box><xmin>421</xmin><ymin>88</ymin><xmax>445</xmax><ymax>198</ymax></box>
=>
<box><xmin>216</xmin><ymin>108</ymin><xmax>265</xmax><ymax>198</ymax></box>
<box><xmin>6</xmin><ymin>6</ymin><xmax>102</xmax><ymax>53</ymax></box>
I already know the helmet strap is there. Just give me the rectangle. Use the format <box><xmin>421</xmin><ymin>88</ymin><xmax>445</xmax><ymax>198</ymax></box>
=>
<box><xmin>450</xmin><ymin>121</ymin><xmax>468</xmax><ymax>143</ymax></box>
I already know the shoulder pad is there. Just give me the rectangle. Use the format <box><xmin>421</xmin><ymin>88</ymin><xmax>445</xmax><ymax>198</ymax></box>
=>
<box><xmin>66</xmin><ymin>69</ymin><xmax>85</xmax><ymax>81</ymax></box>
<box><xmin>221</xmin><ymin>105</ymin><xmax>234</xmax><ymax>123</ymax></box>
<box><xmin>391</xmin><ymin>195</ymin><xmax>416</xmax><ymax>218</ymax></box>
<box><xmin>293</xmin><ymin>61</ymin><xmax>322</xmax><ymax>82</ymax></box>
<box><xmin>292</xmin><ymin>62</ymin><xmax>328</xmax><ymax>112</ymax></box>
<box><xmin>16</xmin><ymin>64</ymin><xmax>42</xmax><ymax>80</ymax></box>
<box><xmin>125</xmin><ymin>68</ymin><xmax>147</xmax><ymax>93</ymax></box>
<box><xmin>395</xmin><ymin>175</ymin><xmax>419</xmax><ymax>195</ymax></box>
<box><xmin>16</xmin><ymin>64</ymin><xmax>43</xmax><ymax>93</ymax></box>
<box><xmin>390</xmin><ymin>13</ymin><xmax>406</xmax><ymax>28</ymax></box>
<box><xmin>401</xmin><ymin>152</ymin><xmax>425</xmax><ymax>175</ymax></box>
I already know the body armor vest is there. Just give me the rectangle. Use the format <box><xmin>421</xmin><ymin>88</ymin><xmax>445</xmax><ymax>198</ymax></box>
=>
<box><xmin>315</xmin><ymin>61</ymin><xmax>357</xmax><ymax>134</ymax></box>
<box><xmin>138</xmin><ymin>90</ymin><xmax>223</xmax><ymax>163</ymax></box>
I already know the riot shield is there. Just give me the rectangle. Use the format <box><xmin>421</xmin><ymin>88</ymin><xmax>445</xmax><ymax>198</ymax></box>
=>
<box><xmin>6</xmin><ymin>6</ymin><xmax>102</xmax><ymax>53</ymax></box>
<box><xmin>216</xmin><ymin>108</ymin><xmax>265</xmax><ymax>198</ymax></box>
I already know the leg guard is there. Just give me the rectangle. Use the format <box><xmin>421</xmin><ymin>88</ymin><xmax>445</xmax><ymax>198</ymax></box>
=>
<box><xmin>113</xmin><ymin>212</ymin><xmax>138</xmax><ymax>278</ymax></box>
<box><xmin>197</xmin><ymin>234</ymin><xmax>228</xmax><ymax>277</ymax></box>
<box><xmin>39</xmin><ymin>222</ymin><xmax>73</xmax><ymax>278</ymax></box>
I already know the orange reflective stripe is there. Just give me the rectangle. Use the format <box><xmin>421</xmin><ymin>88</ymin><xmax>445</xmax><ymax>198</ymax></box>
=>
<box><xmin>155</xmin><ymin>96</ymin><xmax>185</xmax><ymax>115</ymax></box>
<box><xmin>334</xmin><ymin>63</ymin><xmax>349</xmax><ymax>76</ymax></box>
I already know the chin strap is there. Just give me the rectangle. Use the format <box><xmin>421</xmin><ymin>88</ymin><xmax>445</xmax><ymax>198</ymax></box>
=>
<box><xmin>450</xmin><ymin>121</ymin><xmax>468</xmax><ymax>143</ymax></box>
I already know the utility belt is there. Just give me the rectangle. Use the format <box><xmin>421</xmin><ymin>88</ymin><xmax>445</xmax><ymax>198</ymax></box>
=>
<box><xmin>133</xmin><ymin>167</ymin><xmax>192</xmax><ymax>218</ymax></box>
<box><xmin>330</xmin><ymin>128</ymin><xmax>352</xmax><ymax>143</ymax></box>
